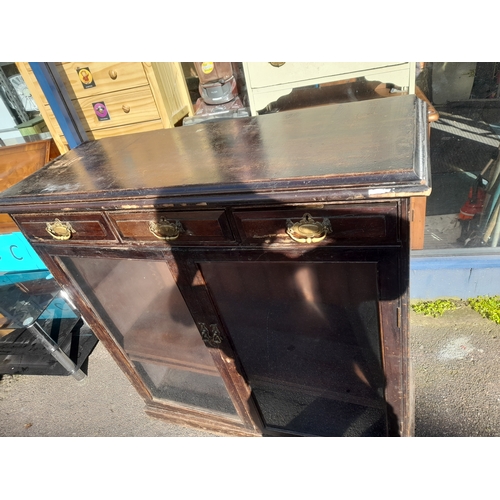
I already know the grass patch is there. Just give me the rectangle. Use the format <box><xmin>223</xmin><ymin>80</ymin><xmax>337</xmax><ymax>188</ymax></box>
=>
<box><xmin>467</xmin><ymin>296</ymin><xmax>500</xmax><ymax>325</ymax></box>
<box><xmin>412</xmin><ymin>296</ymin><xmax>500</xmax><ymax>324</ymax></box>
<box><xmin>411</xmin><ymin>299</ymin><xmax>458</xmax><ymax>317</ymax></box>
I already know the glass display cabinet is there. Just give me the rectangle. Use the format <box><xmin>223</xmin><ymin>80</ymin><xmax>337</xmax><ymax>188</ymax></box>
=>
<box><xmin>0</xmin><ymin>95</ymin><xmax>430</xmax><ymax>436</ymax></box>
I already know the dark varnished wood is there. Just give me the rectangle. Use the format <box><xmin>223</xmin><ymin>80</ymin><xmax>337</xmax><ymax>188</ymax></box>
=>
<box><xmin>109</xmin><ymin>209</ymin><xmax>234</xmax><ymax>245</ymax></box>
<box><xmin>144</xmin><ymin>401</ymin><xmax>260</xmax><ymax>437</ymax></box>
<box><xmin>166</xmin><ymin>252</ymin><xmax>265</xmax><ymax>433</ymax></box>
<box><xmin>14</xmin><ymin>212</ymin><xmax>117</xmax><ymax>243</ymax></box>
<box><xmin>0</xmin><ymin>96</ymin><xmax>429</xmax><ymax>211</ymax></box>
<box><xmin>233</xmin><ymin>202</ymin><xmax>399</xmax><ymax>246</ymax></box>
<box><xmin>0</xmin><ymin>96</ymin><xmax>429</xmax><ymax>437</ymax></box>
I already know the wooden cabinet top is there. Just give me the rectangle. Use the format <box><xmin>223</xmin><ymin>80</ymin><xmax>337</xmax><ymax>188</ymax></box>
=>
<box><xmin>0</xmin><ymin>96</ymin><xmax>430</xmax><ymax>212</ymax></box>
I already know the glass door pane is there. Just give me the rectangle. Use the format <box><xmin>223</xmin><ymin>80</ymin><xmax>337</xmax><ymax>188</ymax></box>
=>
<box><xmin>59</xmin><ymin>256</ymin><xmax>239</xmax><ymax>419</ymax></box>
<box><xmin>200</xmin><ymin>261</ymin><xmax>387</xmax><ymax>436</ymax></box>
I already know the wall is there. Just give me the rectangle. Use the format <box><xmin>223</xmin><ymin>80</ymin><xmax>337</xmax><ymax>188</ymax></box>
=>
<box><xmin>410</xmin><ymin>252</ymin><xmax>500</xmax><ymax>299</ymax></box>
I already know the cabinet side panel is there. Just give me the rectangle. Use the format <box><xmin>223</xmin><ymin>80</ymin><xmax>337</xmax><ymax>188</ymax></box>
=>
<box><xmin>148</xmin><ymin>63</ymin><xmax>194</xmax><ymax>126</ymax></box>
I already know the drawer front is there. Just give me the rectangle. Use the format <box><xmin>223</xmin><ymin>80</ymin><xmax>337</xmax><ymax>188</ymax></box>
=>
<box><xmin>74</xmin><ymin>87</ymin><xmax>160</xmax><ymax>132</ymax></box>
<box><xmin>44</xmin><ymin>103</ymin><xmax>163</xmax><ymax>142</ymax></box>
<box><xmin>233</xmin><ymin>204</ymin><xmax>399</xmax><ymax>246</ymax></box>
<box><xmin>14</xmin><ymin>213</ymin><xmax>117</xmax><ymax>243</ymax></box>
<box><xmin>245</xmin><ymin>62</ymin><xmax>406</xmax><ymax>89</ymax></box>
<box><xmin>57</xmin><ymin>62</ymin><xmax>149</xmax><ymax>99</ymax></box>
<box><xmin>108</xmin><ymin>210</ymin><xmax>233</xmax><ymax>245</ymax></box>
<box><xmin>88</xmin><ymin>119</ymin><xmax>164</xmax><ymax>140</ymax></box>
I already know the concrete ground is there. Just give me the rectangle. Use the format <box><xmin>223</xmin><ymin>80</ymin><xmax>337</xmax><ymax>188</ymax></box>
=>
<box><xmin>0</xmin><ymin>304</ymin><xmax>499</xmax><ymax>437</ymax></box>
<box><xmin>411</xmin><ymin>304</ymin><xmax>500</xmax><ymax>437</ymax></box>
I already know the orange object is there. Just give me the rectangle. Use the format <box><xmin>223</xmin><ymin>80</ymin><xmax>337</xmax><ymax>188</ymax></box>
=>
<box><xmin>459</xmin><ymin>185</ymin><xmax>486</xmax><ymax>220</ymax></box>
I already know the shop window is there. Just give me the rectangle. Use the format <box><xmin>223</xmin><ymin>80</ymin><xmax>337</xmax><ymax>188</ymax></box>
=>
<box><xmin>421</xmin><ymin>62</ymin><xmax>500</xmax><ymax>251</ymax></box>
<box><xmin>0</xmin><ymin>63</ymin><xmax>49</xmax><ymax>146</ymax></box>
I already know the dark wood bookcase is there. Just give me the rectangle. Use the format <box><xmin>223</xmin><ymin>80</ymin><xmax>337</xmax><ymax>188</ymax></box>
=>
<box><xmin>0</xmin><ymin>95</ymin><xmax>430</xmax><ymax>436</ymax></box>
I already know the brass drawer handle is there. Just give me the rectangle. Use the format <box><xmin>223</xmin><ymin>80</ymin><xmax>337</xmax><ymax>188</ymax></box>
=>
<box><xmin>286</xmin><ymin>213</ymin><xmax>332</xmax><ymax>244</ymax></box>
<box><xmin>46</xmin><ymin>219</ymin><xmax>75</xmax><ymax>240</ymax></box>
<box><xmin>269</xmin><ymin>62</ymin><xmax>286</xmax><ymax>67</ymax></box>
<box><xmin>148</xmin><ymin>218</ymin><xmax>184</xmax><ymax>241</ymax></box>
<box><xmin>122</xmin><ymin>105</ymin><xmax>130</xmax><ymax>113</ymax></box>
<box><xmin>108</xmin><ymin>70</ymin><xmax>118</xmax><ymax>80</ymax></box>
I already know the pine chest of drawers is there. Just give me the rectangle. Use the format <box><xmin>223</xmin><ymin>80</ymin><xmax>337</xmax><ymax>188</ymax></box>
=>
<box><xmin>16</xmin><ymin>62</ymin><xmax>193</xmax><ymax>154</ymax></box>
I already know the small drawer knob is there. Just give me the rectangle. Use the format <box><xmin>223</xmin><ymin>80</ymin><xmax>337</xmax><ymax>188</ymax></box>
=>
<box><xmin>122</xmin><ymin>105</ymin><xmax>130</xmax><ymax>113</ymax></box>
<box><xmin>108</xmin><ymin>70</ymin><xmax>118</xmax><ymax>80</ymax></box>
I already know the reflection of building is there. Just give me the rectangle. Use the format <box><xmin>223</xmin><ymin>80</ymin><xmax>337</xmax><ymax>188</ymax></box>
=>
<box><xmin>0</xmin><ymin>62</ymin><xmax>36</xmax><ymax>144</ymax></box>
<box><xmin>0</xmin><ymin>95</ymin><xmax>21</xmax><ymax>144</ymax></box>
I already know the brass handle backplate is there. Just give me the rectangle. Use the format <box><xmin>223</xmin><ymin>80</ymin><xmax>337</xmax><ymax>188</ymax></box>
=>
<box><xmin>148</xmin><ymin>218</ymin><xmax>184</xmax><ymax>241</ymax></box>
<box><xmin>286</xmin><ymin>213</ymin><xmax>332</xmax><ymax>243</ymax></box>
<box><xmin>46</xmin><ymin>219</ymin><xmax>75</xmax><ymax>240</ymax></box>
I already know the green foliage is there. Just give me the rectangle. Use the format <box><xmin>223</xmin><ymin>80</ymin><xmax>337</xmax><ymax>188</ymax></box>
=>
<box><xmin>411</xmin><ymin>299</ymin><xmax>458</xmax><ymax>317</ymax></box>
<box><xmin>467</xmin><ymin>296</ymin><xmax>500</xmax><ymax>325</ymax></box>
<box><xmin>412</xmin><ymin>296</ymin><xmax>500</xmax><ymax>324</ymax></box>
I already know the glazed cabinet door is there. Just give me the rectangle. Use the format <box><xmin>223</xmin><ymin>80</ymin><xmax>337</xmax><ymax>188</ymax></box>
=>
<box><xmin>41</xmin><ymin>248</ymin><xmax>260</xmax><ymax>435</ymax></box>
<box><xmin>174</xmin><ymin>246</ymin><xmax>408</xmax><ymax>437</ymax></box>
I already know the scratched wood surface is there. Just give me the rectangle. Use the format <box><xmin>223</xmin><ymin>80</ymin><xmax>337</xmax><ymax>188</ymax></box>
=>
<box><xmin>0</xmin><ymin>96</ymin><xmax>429</xmax><ymax>209</ymax></box>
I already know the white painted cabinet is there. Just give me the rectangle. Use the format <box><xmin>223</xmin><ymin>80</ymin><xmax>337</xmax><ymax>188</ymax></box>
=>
<box><xmin>243</xmin><ymin>62</ymin><xmax>416</xmax><ymax>115</ymax></box>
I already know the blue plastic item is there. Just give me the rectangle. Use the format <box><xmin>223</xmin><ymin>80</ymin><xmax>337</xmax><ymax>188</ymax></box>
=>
<box><xmin>0</xmin><ymin>232</ymin><xmax>47</xmax><ymax>272</ymax></box>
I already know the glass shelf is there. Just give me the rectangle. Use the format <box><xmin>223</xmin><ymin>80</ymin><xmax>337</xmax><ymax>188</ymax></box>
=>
<box><xmin>0</xmin><ymin>270</ymin><xmax>61</xmax><ymax>329</ymax></box>
<box><xmin>0</xmin><ymin>270</ymin><xmax>93</xmax><ymax>380</ymax></box>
